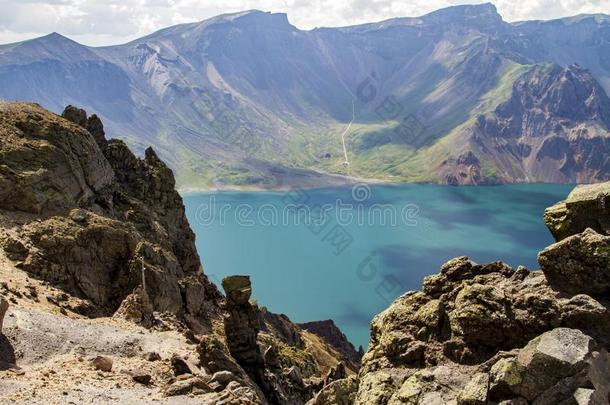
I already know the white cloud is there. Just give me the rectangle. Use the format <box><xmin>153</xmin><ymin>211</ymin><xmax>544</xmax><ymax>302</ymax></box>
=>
<box><xmin>0</xmin><ymin>0</ymin><xmax>609</xmax><ymax>46</ymax></box>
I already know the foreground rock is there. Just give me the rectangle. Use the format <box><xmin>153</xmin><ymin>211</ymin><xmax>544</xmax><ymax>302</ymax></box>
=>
<box><xmin>0</xmin><ymin>103</ymin><xmax>358</xmax><ymax>404</ymax></box>
<box><xmin>355</xmin><ymin>181</ymin><xmax>610</xmax><ymax>404</ymax></box>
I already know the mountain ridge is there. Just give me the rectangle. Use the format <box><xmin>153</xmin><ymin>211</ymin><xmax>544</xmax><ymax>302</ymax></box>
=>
<box><xmin>1</xmin><ymin>4</ymin><xmax>610</xmax><ymax>189</ymax></box>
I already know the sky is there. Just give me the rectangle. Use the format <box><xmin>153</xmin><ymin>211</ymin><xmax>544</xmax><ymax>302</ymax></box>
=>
<box><xmin>0</xmin><ymin>0</ymin><xmax>609</xmax><ymax>46</ymax></box>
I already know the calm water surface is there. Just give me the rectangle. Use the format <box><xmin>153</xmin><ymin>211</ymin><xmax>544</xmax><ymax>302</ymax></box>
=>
<box><xmin>183</xmin><ymin>184</ymin><xmax>574</xmax><ymax>349</ymax></box>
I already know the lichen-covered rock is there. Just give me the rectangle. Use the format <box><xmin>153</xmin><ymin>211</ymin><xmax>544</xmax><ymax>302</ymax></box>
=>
<box><xmin>457</xmin><ymin>372</ymin><xmax>488</xmax><ymax>405</ymax></box>
<box><xmin>307</xmin><ymin>376</ymin><xmax>358</xmax><ymax>405</ymax></box>
<box><xmin>358</xmin><ymin>257</ymin><xmax>610</xmax><ymax>403</ymax></box>
<box><xmin>539</xmin><ymin>228</ymin><xmax>610</xmax><ymax>295</ymax></box>
<box><xmin>0</xmin><ymin>102</ymin><xmax>219</xmax><ymax>322</ymax></box>
<box><xmin>544</xmin><ymin>182</ymin><xmax>610</xmax><ymax>241</ymax></box>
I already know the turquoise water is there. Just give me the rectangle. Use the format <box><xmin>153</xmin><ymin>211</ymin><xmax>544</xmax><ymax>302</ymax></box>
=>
<box><xmin>183</xmin><ymin>184</ymin><xmax>574</xmax><ymax>349</ymax></box>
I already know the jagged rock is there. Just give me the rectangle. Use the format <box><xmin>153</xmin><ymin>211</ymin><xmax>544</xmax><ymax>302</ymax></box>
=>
<box><xmin>0</xmin><ymin>103</ymin><xmax>114</xmax><ymax>214</ymax></box>
<box><xmin>544</xmin><ymin>182</ymin><xmax>610</xmax><ymax>241</ymax></box>
<box><xmin>260</xmin><ymin>308</ymin><xmax>304</xmax><ymax>348</ymax></box>
<box><xmin>0</xmin><ymin>103</ymin><xmax>358</xmax><ymax>405</ymax></box>
<box><xmin>0</xmin><ymin>103</ymin><xmax>221</xmax><ymax>324</ymax></box>
<box><xmin>307</xmin><ymin>376</ymin><xmax>358</xmax><ymax>405</ymax></box>
<box><xmin>91</xmin><ymin>356</ymin><xmax>113</xmax><ymax>372</ymax></box>
<box><xmin>61</xmin><ymin>105</ymin><xmax>88</xmax><ymax>127</ymax></box>
<box><xmin>197</xmin><ymin>335</ymin><xmax>244</xmax><ymax>376</ymax></box>
<box><xmin>113</xmin><ymin>286</ymin><xmax>154</xmax><ymax>327</ymax></box>
<box><xmin>62</xmin><ymin>105</ymin><xmax>107</xmax><ymax>150</ymax></box>
<box><xmin>0</xmin><ymin>295</ymin><xmax>8</xmax><ymax>334</ymax></box>
<box><xmin>539</xmin><ymin>228</ymin><xmax>610</xmax><ymax>295</ymax></box>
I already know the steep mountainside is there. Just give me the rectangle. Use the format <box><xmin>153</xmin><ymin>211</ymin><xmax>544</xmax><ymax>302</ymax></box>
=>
<box><xmin>0</xmin><ymin>4</ymin><xmax>610</xmax><ymax>188</ymax></box>
<box><xmin>309</xmin><ymin>181</ymin><xmax>610</xmax><ymax>404</ymax></box>
<box><xmin>438</xmin><ymin>64</ymin><xmax>610</xmax><ymax>184</ymax></box>
<box><xmin>0</xmin><ymin>103</ymin><xmax>359</xmax><ymax>404</ymax></box>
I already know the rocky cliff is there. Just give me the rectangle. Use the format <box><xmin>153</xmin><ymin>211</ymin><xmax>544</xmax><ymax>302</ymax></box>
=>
<box><xmin>314</xmin><ymin>181</ymin><xmax>610</xmax><ymax>404</ymax></box>
<box><xmin>441</xmin><ymin>64</ymin><xmax>610</xmax><ymax>184</ymax></box>
<box><xmin>0</xmin><ymin>103</ymin><xmax>358</xmax><ymax>404</ymax></box>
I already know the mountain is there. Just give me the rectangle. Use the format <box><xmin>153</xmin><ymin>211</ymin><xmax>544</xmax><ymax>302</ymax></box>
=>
<box><xmin>1</xmin><ymin>4</ymin><xmax>610</xmax><ymax>188</ymax></box>
<box><xmin>0</xmin><ymin>102</ymin><xmax>359</xmax><ymax>403</ymax></box>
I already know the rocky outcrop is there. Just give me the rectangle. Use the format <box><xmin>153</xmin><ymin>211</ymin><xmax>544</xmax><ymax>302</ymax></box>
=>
<box><xmin>355</xmin><ymin>181</ymin><xmax>610</xmax><ymax>404</ymax></box>
<box><xmin>221</xmin><ymin>275</ymin><xmax>323</xmax><ymax>405</ymax></box>
<box><xmin>298</xmin><ymin>320</ymin><xmax>362</xmax><ymax>370</ymax></box>
<box><xmin>0</xmin><ymin>102</ymin><xmax>217</xmax><ymax>325</ymax></box>
<box><xmin>222</xmin><ymin>275</ymin><xmax>264</xmax><ymax>383</ymax></box>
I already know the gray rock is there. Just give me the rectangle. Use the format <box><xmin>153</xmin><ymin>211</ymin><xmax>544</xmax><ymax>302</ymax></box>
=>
<box><xmin>515</xmin><ymin>328</ymin><xmax>595</xmax><ymax>400</ymax></box>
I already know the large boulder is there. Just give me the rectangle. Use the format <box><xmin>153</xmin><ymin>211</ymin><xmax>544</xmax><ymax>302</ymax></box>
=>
<box><xmin>544</xmin><ymin>182</ymin><xmax>610</xmax><ymax>241</ymax></box>
<box><xmin>538</xmin><ymin>228</ymin><xmax>610</xmax><ymax>295</ymax></box>
<box><xmin>487</xmin><ymin>328</ymin><xmax>610</xmax><ymax>403</ymax></box>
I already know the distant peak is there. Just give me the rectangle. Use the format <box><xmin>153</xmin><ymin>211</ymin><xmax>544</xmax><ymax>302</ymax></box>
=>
<box><xmin>41</xmin><ymin>32</ymin><xmax>70</xmax><ymax>41</ymax></box>
<box><xmin>423</xmin><ymin>2</ymin><xmax>503</xmax><ymax>26</ymax></box>
<box><xmin>201</xmin><ymin>9</ymin><xmax>292</xmax><ymax>29</ymax></box>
